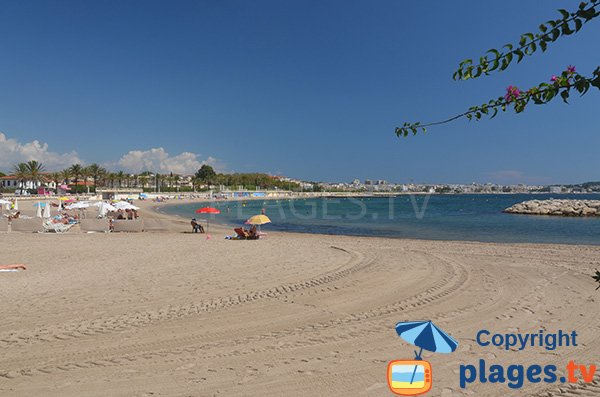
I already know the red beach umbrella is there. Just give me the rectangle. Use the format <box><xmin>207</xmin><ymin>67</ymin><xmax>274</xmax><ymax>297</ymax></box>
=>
<box><xmin>195</xmin><ymin>207</ymin><xmax>221</xmax><ymax>237</ymax></box>
<box><xmin>195</xmin><ymin>207</ymin><xmax>221</xmax><ymax>214</ymax></box>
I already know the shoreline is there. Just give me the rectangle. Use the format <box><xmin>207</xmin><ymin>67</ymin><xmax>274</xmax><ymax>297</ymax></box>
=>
<box><xmin>142</xmin><ymin>196</ymin><xmax>600</xmax><ymax>249</ymax></box>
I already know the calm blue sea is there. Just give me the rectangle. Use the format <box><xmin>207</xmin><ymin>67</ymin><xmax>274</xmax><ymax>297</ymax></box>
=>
<box><xmin>161</xmin><ymin>194</ymin><xmax>600</xmax><ymax>245</ymax></box>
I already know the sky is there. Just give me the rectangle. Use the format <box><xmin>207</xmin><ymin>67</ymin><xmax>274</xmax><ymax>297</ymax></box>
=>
<box><xmin>0</xmin><ymin>0</ymin><xmax>598</xmax><ymax>184</ymax></box>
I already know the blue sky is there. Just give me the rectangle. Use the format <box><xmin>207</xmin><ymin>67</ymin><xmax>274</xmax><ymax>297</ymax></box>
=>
<box><xmin>0</xmin><ymin>0</ymin><xmax>598</xmax><ymax>184</ymax></box>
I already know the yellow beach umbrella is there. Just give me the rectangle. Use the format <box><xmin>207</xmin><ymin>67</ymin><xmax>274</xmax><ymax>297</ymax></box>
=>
<box><xmin>245</xmin><ymin>214</ymin><xmax>271</xmax><ymax>225</ymax></box>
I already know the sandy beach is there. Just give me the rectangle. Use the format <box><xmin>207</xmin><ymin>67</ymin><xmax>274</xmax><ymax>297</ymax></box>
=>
<box><xmin>0</xmin><ymin>199</ymin><xmax>599</xmax><ymax>396</ymax></box>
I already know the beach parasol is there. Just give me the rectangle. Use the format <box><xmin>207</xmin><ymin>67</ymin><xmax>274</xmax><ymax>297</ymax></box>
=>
<box><xmin>245</xmin><ymin>214</ymin><xmax>271</xmax><ymax>235</ymax></box>
<box><xmin>66</xmin><ymin>201</ymin><xmax>90</xmax><ymax>210</ymax></box>
<box><xmin>245</xmin><ymin>214</ymin><xmax>271</xmax><ymax>225</ymax></box>
<box><xmin>114</xmin><ymin>201</ymin><xmax>139</xmax><ymax>210</ymax></box>
<box><xmin>43</xmin><ymin>201</ymin><xmax>51</xmax><ymax>218</ymax></box>
<box><xmin>95</xmin><ymin>202</ymin><xmax>118</xmax><ymax>217</ymax></box>
<box><xmin>395</xmin><ymin>320</ymin><xmax>458</xmax><ymax>384</ymax></box>
<box><xmin>35</xmin><ymin>202</ymin><xmax>42</xmax><ymax>218</ymax></box>
<box><xmin>195</xmin><ymin>207</ymin><xmax>220</xmax><ymax>237</ymax></box>
<box><xmin>0</xmin><ymin>199</ymin><xmax>10</xmax><ymax>213</ymax></box>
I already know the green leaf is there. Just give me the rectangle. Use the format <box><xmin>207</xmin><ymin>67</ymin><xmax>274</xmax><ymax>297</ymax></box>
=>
<box><xmin>560</xmin><ymin>89</ymin><xmax>570</xmax><ymax>103</ymax></box>
<box><xmin>574</xmin><ymin>17</ymin><xmax>583</xmax><ymax>31</ymax></box>
<box><xmin>486</xmin><ymin>49</ymin><xmax>501</xmax><ymax>59</ymax></box>
<box><xmin>561</xmin><ymin>21</ymin><xmax>574</xmax><ymax>35</ymax></box>
<box><xmin>490</xmin><ymin>58</ymin><xmax>500</xmax><ymax>72</ymax></box>
<box><xmin>514</xmin><ymin>48</ymin><xmax>524</xmax><ymax>62</ymax></box>
<box><xmin>539</xmin><ymin>23</ymin><xmax>548</xmax><ymax>32</ymax></box>
<box><xmin>539</xmin><ymin>39</ymin><xmax>548</xmax><ymax>52</ymax></box>
<box><xmin>551</xmin><ymin>28</ymin><xmax>560</xmax><ymax>41</ymax></box>
<box><xmin>558</xmin><ymin>9</ymin><xmax>570</xmax><ymax>19</ymax></box>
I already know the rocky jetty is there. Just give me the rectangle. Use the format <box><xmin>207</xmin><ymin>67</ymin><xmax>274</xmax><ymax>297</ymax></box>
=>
<box><xmin>504</xmin><ymin>199</ymin><xmax>600</xmax><ymax>216</ymax></box>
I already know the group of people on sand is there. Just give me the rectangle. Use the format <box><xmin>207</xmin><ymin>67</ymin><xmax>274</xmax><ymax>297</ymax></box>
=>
<box><xmin>111</xmin><ymin>208</ymin><xmax>139</xmax><ymax>220</ymax></box>
<box><xmin>49</xmin><ymin>212</ymin><xmax>79</xmax><ymax>224</ymax></box>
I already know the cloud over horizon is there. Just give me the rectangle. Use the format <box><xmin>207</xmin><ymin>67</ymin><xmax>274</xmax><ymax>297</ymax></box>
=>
<box><xmin>0</xmin><ymin>132</ymin><xmax>83</xmax><ymax>172</ymax></box>
<box><xmin>0</xmin><ymin>132</ymin><xmax>224</xmax><ymax>175</ymax></box>
<box><xmin>115</xmin><ymin>147</ymin><xmax>225</xmax><ymax>175</ymax></box>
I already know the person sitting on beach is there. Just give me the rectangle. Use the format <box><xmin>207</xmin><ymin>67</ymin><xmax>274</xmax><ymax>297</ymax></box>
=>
<box><xmin>191</xmin><ymin>218</ymin><xmax>204</xmax><ymax>233</ymax></box>
<box><xmin>248</xmin><ymin>225</ymin><xmax>258</xmax><ymax>239</ymax></box>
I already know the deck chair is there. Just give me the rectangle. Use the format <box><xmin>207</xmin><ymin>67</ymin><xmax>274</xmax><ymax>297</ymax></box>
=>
<box><xmin>43</xmin><ymin>220</ymin><xmax>74</xmax><ymax>233</ymax></box>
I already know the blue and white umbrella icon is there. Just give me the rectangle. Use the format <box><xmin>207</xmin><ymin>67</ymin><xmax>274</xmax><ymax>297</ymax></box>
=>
<box><xmin>395</xmin><ymin>320</ymin><xmax>458</xmax><ymax>384</ymax></box>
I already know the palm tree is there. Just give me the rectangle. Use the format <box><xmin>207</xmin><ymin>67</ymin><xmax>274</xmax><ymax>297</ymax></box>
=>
<box><xmin>81</xmin><ymin>166</ymin><xmax>92</xmax><ymax>194</ymax></box>
<box><xmin>116</xmin><ymin>171</ymin><xmax>125</xmax><ymax>188</ymax></box>
<box><xmin>12</xmin><ymin>163</ymin><xmax>29</xmax><ymax>193</ymax></box>
<box><xmin>25</xmin><ymin>160</ymin><xmax>46</xmax><ymax>188</ymax></box>
<box><xmin>85</xmin><ymin>163</ymin><xmax>107</xmax><ymax>192</ymax></box>
<box><xmin>69</xmin><ymin>164</ymin><xmax>84</xmax><ymax>193</ymax></box>
<box><xmin>61</xmin><ymin>168</ymin><xmax>72</xmax><ymax>185</ymax></box>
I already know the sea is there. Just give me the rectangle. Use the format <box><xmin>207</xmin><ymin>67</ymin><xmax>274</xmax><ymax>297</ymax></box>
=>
<box><xmin>161</xmin><ymin>194</ymin><xmax>600</xmax><ymax>245</ymax></box>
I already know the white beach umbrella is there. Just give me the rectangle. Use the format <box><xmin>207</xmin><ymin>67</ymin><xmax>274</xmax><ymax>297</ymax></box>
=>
<box><xmin>96</xmin><ymin>202</ymin><xmax>118</xmax><ymax>217</ymax></box>
<box><xmin>66</xmin><ymin>201</ymin><xmax>90</xmax><ymax>210</ymax></box>
<box><xmin>0</xmin><ymin>199</ymin><xmax>10</xmax><ymax>213</ymax></box>
<box><xmin>14</xmin><ymin>199</ymin><xmax>18</xmax><ymax>211</ymax></box>
<box><xmin>43</xmin><ymin>201</ymin><xmax>51</xmax><ymax>218</ymax></box>
<box><xmin>58</xmin><ymin>200</ymin><xmax>63</xmax><ymax>211</ymax></box>
<box><xmin>36</xmin><ymin>202</ymin><xmax>42</xmax><ymax>218</ymax></box>
<box><xmin>114</xmin><ymin>201</ymin><xmax>139</xmax><ymax>210</ymax></box>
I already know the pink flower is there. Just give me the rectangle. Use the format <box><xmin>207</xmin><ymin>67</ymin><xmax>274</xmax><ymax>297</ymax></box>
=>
<box><xmin>551</xmin><ymin>75</ymin><xmax>558</xmax><ymax>82</ymax></box>
<box><xmin>567</xmin><ymin>65</ymin><xmax>576</xmax><ymax>73</ymax></box>
<box><xmin>504</xmin><ymin>85</ymin><xmax>521</xmax><ymax>102</ymax></box>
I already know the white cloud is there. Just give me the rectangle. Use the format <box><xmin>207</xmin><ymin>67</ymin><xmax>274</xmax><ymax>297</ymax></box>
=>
<box><xmin>0</xmin><ymin>132</ymin><xmax>83</xmax><ymax>172</ymax></box>
<box><xmin>115</xmin><ymin>147</ymin><xmax>225</xmax><ymax>175</ymax></box>
<box><xmin>0</xmin><ymin>132</ymin><xmax>225</xmax><ymax>176</ymax></box>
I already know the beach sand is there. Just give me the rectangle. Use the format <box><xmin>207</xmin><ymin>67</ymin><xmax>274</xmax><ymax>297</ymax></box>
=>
<box><xmin>0</xmin><ymin>199</ymin><xmax>599</xmax><ymax>396</ymax></box>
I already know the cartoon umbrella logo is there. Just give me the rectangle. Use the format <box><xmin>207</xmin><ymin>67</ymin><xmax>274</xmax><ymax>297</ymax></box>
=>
<box><xmin>395</xmin><ymin>320</ymin><xmax>458</xmax><ymax>385</ymax></box>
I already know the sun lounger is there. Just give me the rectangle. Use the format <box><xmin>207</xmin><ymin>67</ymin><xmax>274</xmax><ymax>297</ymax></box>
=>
<box><xmin>113</xmin><ymin>219</ymin><xmax>143</xmax><ymax>232</ymax></box>
<box><xmin>10</xmin><ymin>218</ymin><xmax>44</xmax><ymax>233</ymax></box>
<box><xmin>80</xmin><ymin>218</ymin><xmax>110</xmax><ymax>233</ymax></box>
<box><xmin>234</xmin><ymin>227</ymin><xmax>249</xmax><ymax>239</ymax></box>
<box><xmin>0</xmin><ymin>218</ymin><xmax>8</xmax><ymax>232</ymax></box>
<box><xmin>43</xmin><ymin>220</ymin><xmax>74</xmax><ymax>233</ymax></box>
